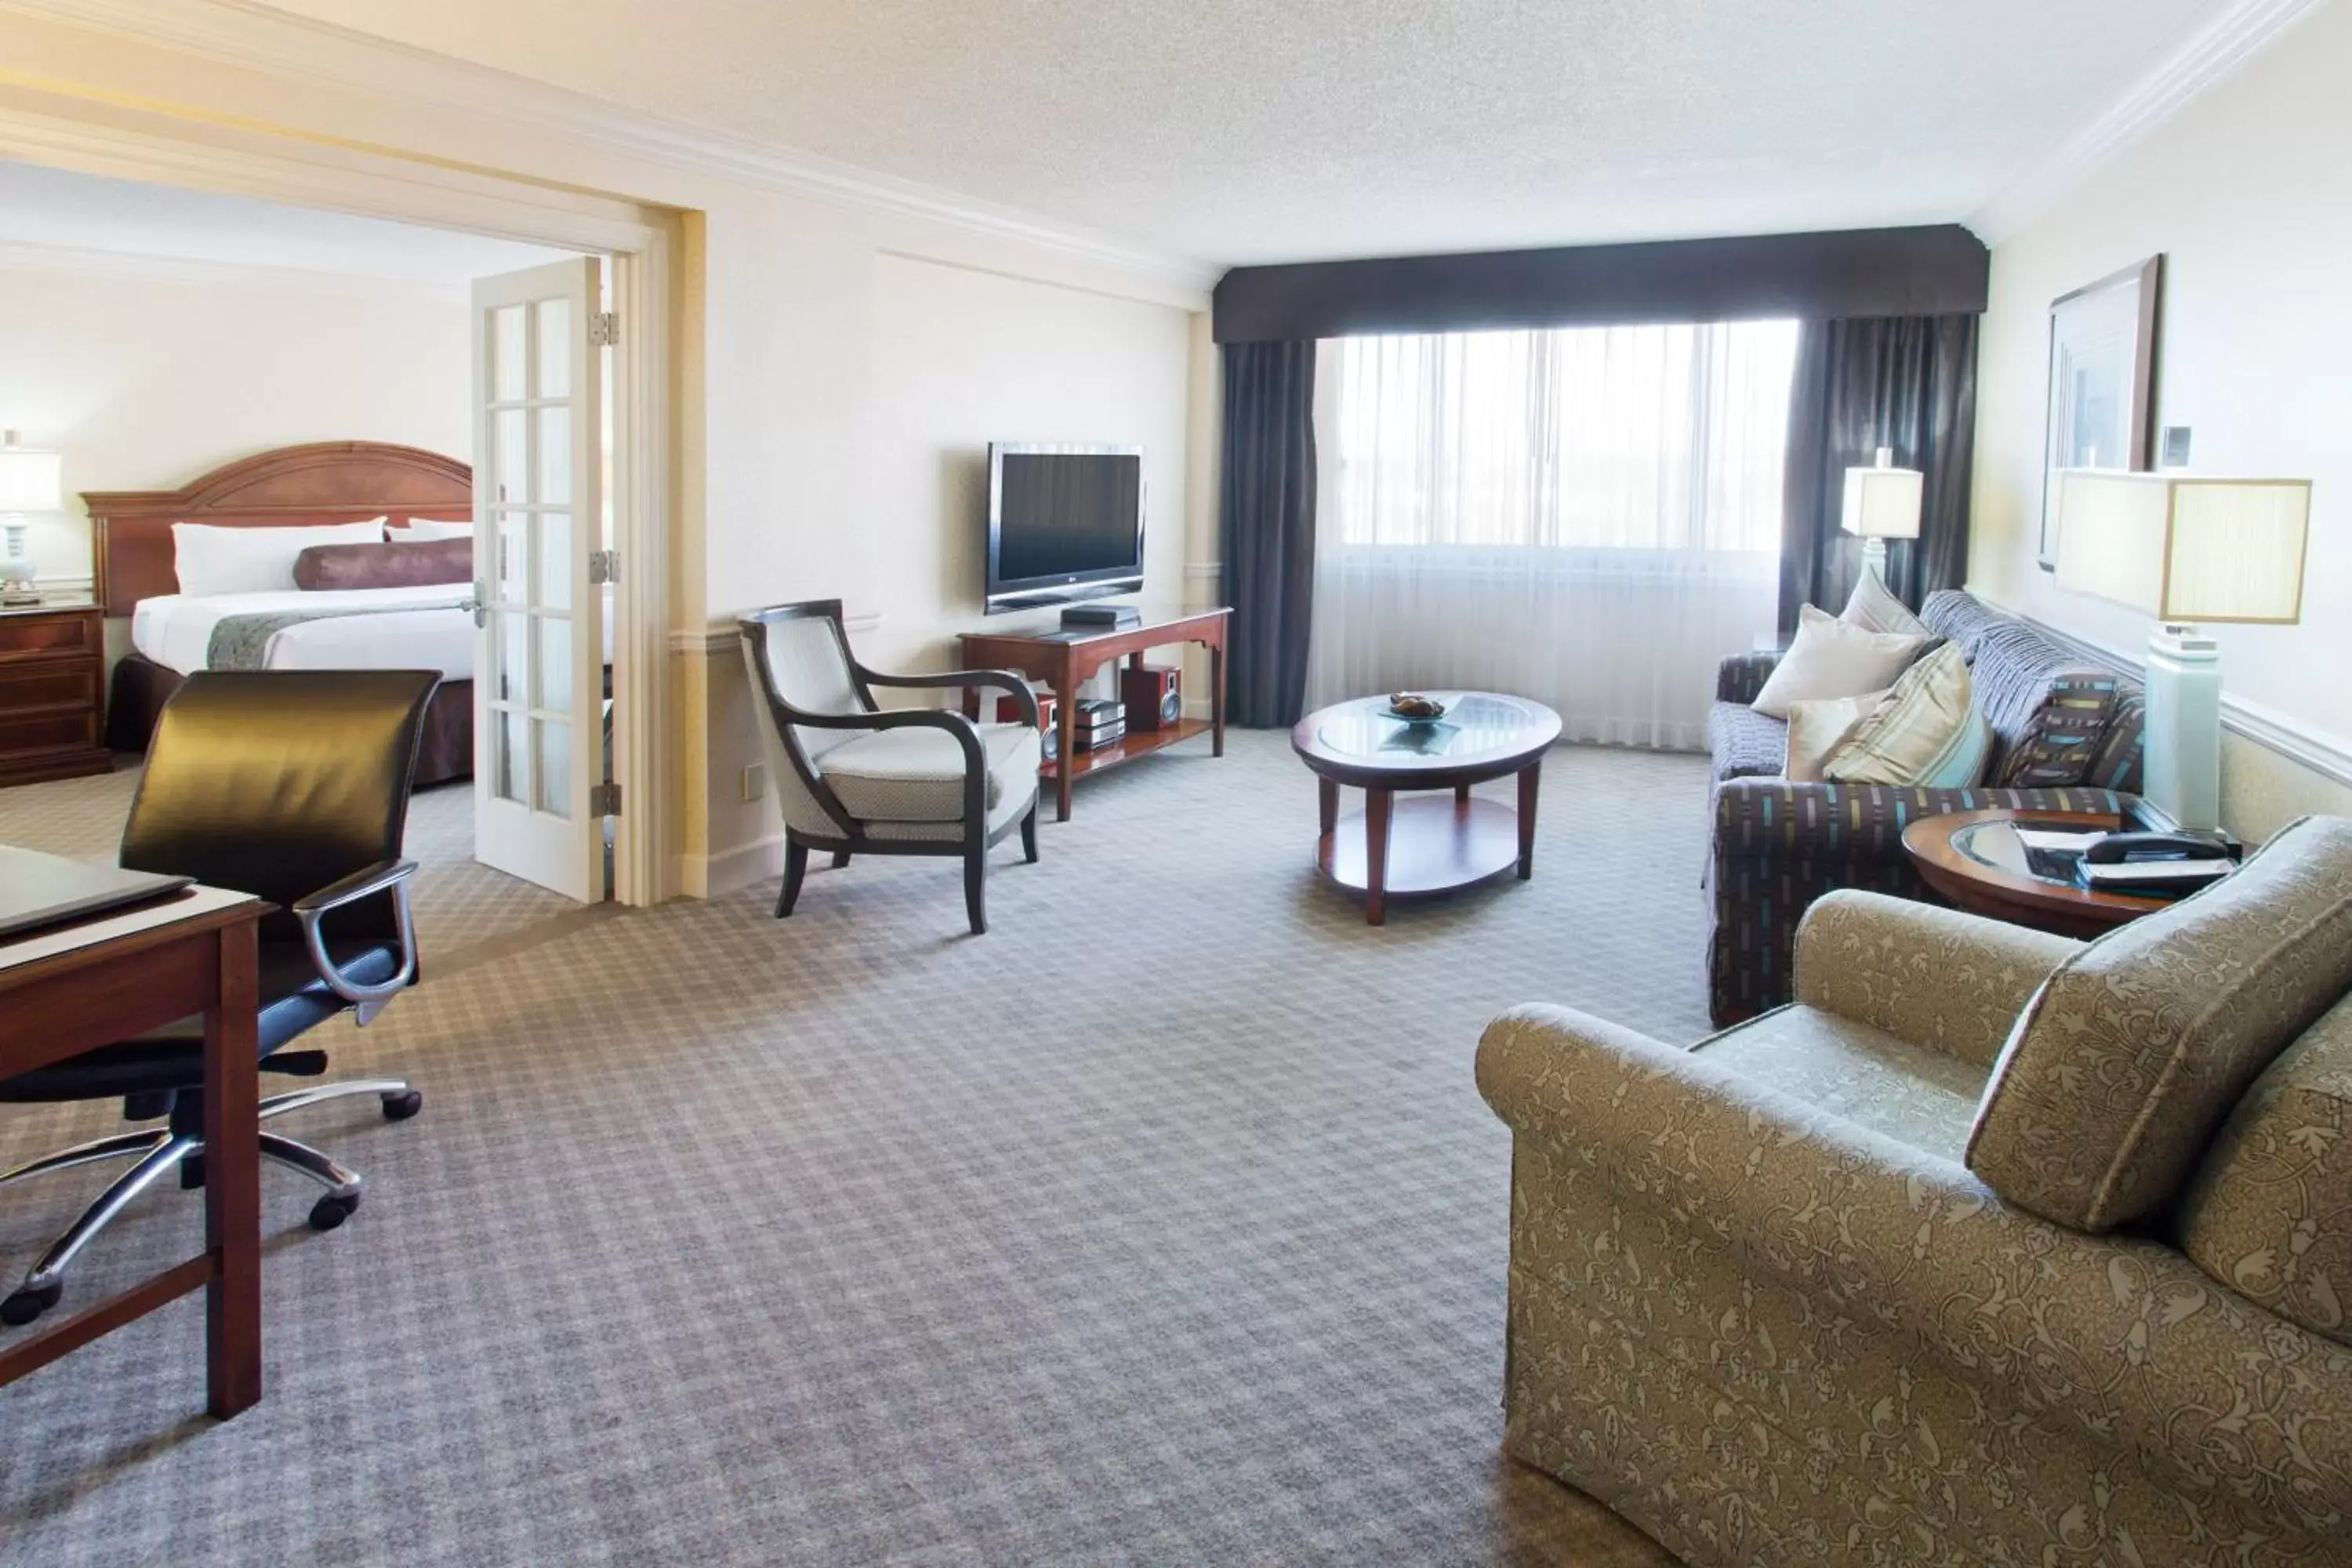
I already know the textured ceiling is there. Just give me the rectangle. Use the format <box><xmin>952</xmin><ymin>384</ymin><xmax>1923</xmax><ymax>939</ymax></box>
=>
<box><xmin>0</xmin><ymin>158</ymin><xmax>576</xmax><ymax>281</ymax></box>
<box><xmin>251</xmin><ymin>0</ymin><xmax>2222</xmax><ymax>266</ymax></box>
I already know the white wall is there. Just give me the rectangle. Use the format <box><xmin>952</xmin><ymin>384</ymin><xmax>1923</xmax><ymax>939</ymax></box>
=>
<box><xmin>0</xmin><ymin>5</ymin><xmax>1213</xmax><ymax>895</ymax></box>
<box><xmin>1971</xmin><ymin>0</ymin><xmax>2352</xmax><ymax>838</ymax></box>
<box><xmin>0</xmin><ymin>263</ymin><xmax>470</xmax><ymax>588</ymax></box>
<box><xmin>861</xmin><ymin>253</ymin><xmax>1192</xmax><ymax>673</ymax></box>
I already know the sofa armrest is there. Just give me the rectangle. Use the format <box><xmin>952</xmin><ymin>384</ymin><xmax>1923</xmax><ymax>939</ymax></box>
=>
<box><xmin>1792</xmin><ymin>890</ymin><xmax>2080</xmax><ymax>1069</ymax></box>
<box><xmin>1714</xmin><ymin>779</ymin><xmax>2130</xmax><ymax>865</ymax></box>
<box><xmin>1715</xmin><ymin>650</ymin><xmax>1780</xmax><ymax>705</ymax></box>
<box><xmin>1475</xmin><ymin>1004</ymin><xmax>2352</xmax><ymax>1533</ymax></box>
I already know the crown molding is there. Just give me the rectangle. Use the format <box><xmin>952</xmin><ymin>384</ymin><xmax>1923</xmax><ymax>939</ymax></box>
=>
<box><xmin>0</xmin><ymin>235</ymin><xmax>466</xmax><ymax>299</ymax></box>
<box><xmin>1972</xmin><ymin>0</ymin><xmax>2325</xmax><ymax>242</ymax></box>
<box><xmin>0</xmin><ymin>0</ymin><xmax>1218</xmax><ymax>301</ymax></box>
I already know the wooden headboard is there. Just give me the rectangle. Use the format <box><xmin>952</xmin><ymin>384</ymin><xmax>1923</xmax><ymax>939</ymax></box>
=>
<box><xmin>83</xmin><ymin>441</ymin><xmax>473</xmax><ymax>612</ymax></box>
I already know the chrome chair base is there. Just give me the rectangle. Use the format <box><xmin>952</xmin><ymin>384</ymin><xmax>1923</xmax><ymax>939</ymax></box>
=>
<box><xmin>0</xmin><ymin>1079</ymin><xmax>420</xmax><ymax>1328</ymax></box>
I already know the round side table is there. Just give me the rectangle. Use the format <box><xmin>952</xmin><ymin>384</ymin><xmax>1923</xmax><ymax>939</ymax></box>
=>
<box><xmin>1902</xmin><ymin>808</ymin><xmax>2169</xmax><ymax>939</ymax></box>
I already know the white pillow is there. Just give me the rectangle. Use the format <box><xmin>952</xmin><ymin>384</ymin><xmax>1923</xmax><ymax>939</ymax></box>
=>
<box><xmin>1838</xmin><ymin>566</ymin><xmax>1929</xmax><ymax>637</ymax></box>
<box><xmin>389</xmin><ymin>519</ymin><xmax>474</xmax><ymax>542</ymax></box>
<box><xmin>1784</xmin><ymin>690</ymin><xmax>1886</xmax><ymax>781</ymax></box>
<box><xmin>1750</xmin><ymin>605</ymin><xmax>1930</xmax><ymax>720</ymax></box>
<box><xmin>172</xmin><ymin>518</ymin><xmax>389</xmax><ymax>597</ymax></box>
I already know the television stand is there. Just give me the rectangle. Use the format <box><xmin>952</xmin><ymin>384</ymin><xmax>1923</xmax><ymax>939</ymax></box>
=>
<box><xmin>960</xmin><ymin>607</ymin><xmax>1230</xmax><ymax>822</ymax></box>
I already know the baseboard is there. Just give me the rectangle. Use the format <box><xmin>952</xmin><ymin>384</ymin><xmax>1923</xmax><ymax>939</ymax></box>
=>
<box><xmin>674</xmin><ymin>834</ymin><xmax>783</xmax><ymax>899</ymax></box>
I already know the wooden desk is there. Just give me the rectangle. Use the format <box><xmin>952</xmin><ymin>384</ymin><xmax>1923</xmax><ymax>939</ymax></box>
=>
<box><xmin>0</xmin><ymin>884</ymin><xmax>266</xmax><ymax>1417</ymax></box>
<box><xmin>959</xmin><ymin>608</ymin><xmax>1231</xmax><ymax>822</ymax></box>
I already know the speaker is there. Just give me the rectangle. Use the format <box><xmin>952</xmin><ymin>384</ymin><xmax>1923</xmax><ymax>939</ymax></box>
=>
<box><xmin>1120</xmin><ymin>665</ymin><xmax>1182</xmax><ymax>731</ymax></box>
<box><xmin>996</xmin><ymin>688</ymin><xmax>1056</xmax><ymax>742</ymax></box>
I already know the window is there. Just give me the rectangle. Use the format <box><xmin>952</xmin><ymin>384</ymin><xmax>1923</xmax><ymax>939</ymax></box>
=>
<box><xmin>1327</xmin><ymin>320</ymin><xmax>1798</xmax><ymax>555</ymax></box>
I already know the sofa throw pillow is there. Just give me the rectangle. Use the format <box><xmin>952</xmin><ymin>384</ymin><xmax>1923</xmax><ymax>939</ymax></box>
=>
<box><xmin>293</xmin><ymin>536</ymin><xmax>474</xmax><ymax>591</ymax></box>
<box><xmin>2177</xmin><ymin>993</ymin><xmax>2352</xmax><ymax>1345</ymax></box>
<box><xmin>1838</xmin><ymin>567</ymin><xmax>1929</xmax><ymax>637</ymax></box>
<box><xmin>1911</xmin><ymin>706</ymin><xmax>1994</xmax><ymax>789</ymax></box>
<box><xmin>1821</xmin><ymin>642</ymin><xmax>1975</xmax><ymax>787</ymax></box>
<box><xmin>1749</xmin><ymin>606</ymin><xmax>1929</xmax><ymax>721</ymax></box>
<box><xmin>1782</xmin><ymin>690</ymin><xmax>1884</xmax><ymax>782</ymax></box>
<box><xmin>1995</xmin><ymin>673</ymin><xmax>2122</xmax><ymax>788</ymax></box>
<box><xmin>1967</xmin><ymin>815</ymin><xmax>2352</xmax><ymax>1232</ymax></box>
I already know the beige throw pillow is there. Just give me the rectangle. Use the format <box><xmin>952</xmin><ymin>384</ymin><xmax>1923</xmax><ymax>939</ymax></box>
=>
<box><xmin>1783</xmin><ymin>691</ymin><xmax>1884</xmax><ymax>782</ymax></box>
<box><xmin>1821</xmin><ymin>642</ymin><xmax>1973</xmax><ymax>786</ymax></box>
<box><xmin>1839</xmin><ymin>566</ymin><xmax>1929</xmax><ymax>637</ymax></box>
<box><xmin>1750</xmin><ymin>605</ymin><xmax>1929</xmax><ymax>720</ymax></box>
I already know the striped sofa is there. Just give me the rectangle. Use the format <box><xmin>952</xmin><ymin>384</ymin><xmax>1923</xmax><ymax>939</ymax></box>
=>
<box><xmin>1706</xmin><ymin>590</ymin><xmax>2144</xmax><ymax>1026</ymax></box>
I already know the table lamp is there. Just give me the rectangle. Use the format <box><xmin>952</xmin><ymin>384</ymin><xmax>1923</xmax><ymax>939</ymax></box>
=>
<box><xmin>2053</xmin><ymin>469</ymin><xmax>2312</xmax><ymax>833</ymax></box>
<box><xmin>1841</xmin><ymin>446</ymin><xmax>1923</xmax><ymax>583</ymax></box>
<box><xmin>0</xmin><ymin>430</ymin><xmax>63</xmax><ymax>607</ymax></box>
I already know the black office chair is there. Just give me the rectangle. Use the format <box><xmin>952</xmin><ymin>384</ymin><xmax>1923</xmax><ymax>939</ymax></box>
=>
<box><xmin>0</xmin><ymin>670</ymin><xmax>438</xmax><ymax>1328</ymax></box>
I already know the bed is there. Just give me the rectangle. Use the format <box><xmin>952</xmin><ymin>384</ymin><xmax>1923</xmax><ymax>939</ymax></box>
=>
<box><xmin>87</xmin><ymin>441</ymin><xmax>479</xmax><ymax>784</ymax></box>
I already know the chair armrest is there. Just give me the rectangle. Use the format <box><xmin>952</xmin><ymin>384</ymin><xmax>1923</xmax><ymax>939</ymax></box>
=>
<box><xmin>1475</xmin><ymin>1004</ymin><xmax>2352</xmax><ymax>1529</ymax></box>
<box><xmin>1716</xmin><ymin>650</ymin><xmax>1781</xmax><ymax>704</ymax></box>
<box><xmin>292</xmin><ymin>858</ymin><xmax>419</xmax><ymax>1023</ymax></box>
<box><xmin>1792</xmin><ymin>890</ymin><xmax>2079</xmax><ymax>1068</ymax></box>
<box><xmin>857</xmin><ymin>664</ymin><xmax>1039</xmax><ymax>725</ymax></box>
<box><xmin>1714</xmin><ymin>779</ymin><xmax>2130</xmax><ymax>866</ymax></box>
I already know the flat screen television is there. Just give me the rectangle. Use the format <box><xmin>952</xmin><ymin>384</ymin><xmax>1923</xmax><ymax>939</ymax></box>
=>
<box><xmin>985</xmin><ymin>442</ymin><xmax>1145</xmax><ymax>612</ymax></box>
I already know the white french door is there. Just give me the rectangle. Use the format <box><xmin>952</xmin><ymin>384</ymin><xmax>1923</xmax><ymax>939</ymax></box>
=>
<box><xmin>470</xmin><ymin>258</ymin><xmax>607</xmax><ymax>902</ymax></box>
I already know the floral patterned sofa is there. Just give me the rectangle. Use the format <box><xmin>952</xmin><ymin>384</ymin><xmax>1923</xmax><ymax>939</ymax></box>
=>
<box><xmin>1479</xmin><ymin>815</ymin><xmax>2352</xmax><ymax>1567</ymax></box>
<box><xmin>1708</xmin><ymin>589</ymin><xmax>2144</xmax><ymax>1026</ymax></box>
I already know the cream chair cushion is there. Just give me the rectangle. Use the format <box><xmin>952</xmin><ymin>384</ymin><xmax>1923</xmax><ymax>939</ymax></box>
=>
<box><xmin>818</xmin><ymin>722</ymin><xmax>1040</xmax><ymax>823</ymax></box>
<box><xmin>2178</xmin><ymin>993</ymin><xmax>2352</xmax><ymax>1345</ymax></box>
<box><xmin>1967</xmin><ymin>815</ymin><xmax>2352</xmax><ymax>1231</ymax></box>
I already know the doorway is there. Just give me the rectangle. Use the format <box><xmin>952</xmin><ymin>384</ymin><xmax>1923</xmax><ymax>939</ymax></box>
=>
<box><xmin>0</xmin><ymin>111</ymin><xmax>679</xmax><ymax>908</ymax></box>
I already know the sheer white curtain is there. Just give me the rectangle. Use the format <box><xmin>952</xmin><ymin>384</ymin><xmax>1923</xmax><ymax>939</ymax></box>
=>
<box><xmin>1306</xmin><ymin>321</ymin><xmax>1798</xmax><ymax>749</ymax></box>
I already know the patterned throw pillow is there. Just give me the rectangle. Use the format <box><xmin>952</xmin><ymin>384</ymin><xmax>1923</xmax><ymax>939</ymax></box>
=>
<box><xmin>1995</xmin><ymin>673</ymin><xmax>2122</xmax><ymax>788</ymax></box>
<box><xmin>1821</xmin><ymin>642</ymin><xmax>1976</xmax><ymax>787</ymax></box>
<box><xmin>1838</xmin><ymin>566</ymin><xmax>1929</xmax><ymax>637</ymax></box>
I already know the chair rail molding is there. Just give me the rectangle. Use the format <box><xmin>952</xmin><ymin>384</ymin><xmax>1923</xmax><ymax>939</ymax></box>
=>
<box><xmin>1972</xmin><ymin>0</ymin><xmax>2325</xmax><ymax>241</ymax></box>
<box><xmin>0</xmin><ymin>0</ymin><xmax>1217</xmax><ymax>307</ymax></box>
<box><xmin>672</xmin><ymin>612</ymin><xmax>880</xmax><ymax>656</ymax></box>
<box><xmin>2015</xmin><ymin>608</ymin><xmax>2352</xmax><ymax>791</ymax></box>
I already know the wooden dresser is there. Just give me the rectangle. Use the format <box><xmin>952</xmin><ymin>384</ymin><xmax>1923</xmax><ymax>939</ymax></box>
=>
<box><xmin>0</xmin><ymin>601</ymin><xmax>111</xmax><ymax>786</ymax></box>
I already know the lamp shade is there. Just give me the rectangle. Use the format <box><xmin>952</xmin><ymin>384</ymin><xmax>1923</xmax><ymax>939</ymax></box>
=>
<box><xmin>2053</xmin><ymin>470</ymin><xmax>2310</xmax><ymax>624</ymax></box>
<box><xmin>1840</xmin><ymin>459</ymin><xmax>1923</xmax><ymax>541</ymax></box>
<box><xmin>0</xmin><ymin>433</ymin><xmax>60</xmax><ymax>514</ymax></box>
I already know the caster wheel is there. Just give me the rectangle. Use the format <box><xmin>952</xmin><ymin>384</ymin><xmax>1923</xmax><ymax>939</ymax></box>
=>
<box><xmin>309</xmin><ymin>1192</ymin><xmax>361</xmax><ymax>1232</ymax></box>
<box><xmin>381</xmin><ymin>1090</ymin><xmax>423</xmax><ymax>1122</ymax></box>
<box><xmin>180</xmin><ymin>1152</ymin><xmax>206</xmax><ymax>1190</ymax></box>
<box><xmin>1</xmin><ymin>1279</ymin><xmax>62</xmax><ymax>1328</ymax></box>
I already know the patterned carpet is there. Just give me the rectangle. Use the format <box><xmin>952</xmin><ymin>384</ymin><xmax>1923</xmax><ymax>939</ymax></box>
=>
<box><xmin>0</xmin><ymin>734</ymin><xmax>1708</xmax><ymax>1566</ymax></box>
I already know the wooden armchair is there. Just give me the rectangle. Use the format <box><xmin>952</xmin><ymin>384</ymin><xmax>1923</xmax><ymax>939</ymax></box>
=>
<box><xmin>737</xmin><ymin>601</ymin><xmax>1041</xmax><ymax>935</ymax></box>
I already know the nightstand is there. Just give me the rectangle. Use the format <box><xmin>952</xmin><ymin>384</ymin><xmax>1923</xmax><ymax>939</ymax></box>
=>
<box><xmin>0</xmin><ymin>600</ymin><xmax>111</xmax><ymax>786</ymax></box>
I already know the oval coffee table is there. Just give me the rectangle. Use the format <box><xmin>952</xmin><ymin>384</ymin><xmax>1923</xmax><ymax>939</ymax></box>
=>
<box><xmin>1290</xmin><ymin>692</ymin><xmax>1562</xmax><ymax>925</ymax></box>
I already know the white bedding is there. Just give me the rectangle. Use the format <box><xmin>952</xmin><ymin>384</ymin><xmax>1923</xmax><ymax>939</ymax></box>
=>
<box><xmin>132</xmin><ymin>586</ymin><xmax>476</xmax><ymax>679</ymax></box>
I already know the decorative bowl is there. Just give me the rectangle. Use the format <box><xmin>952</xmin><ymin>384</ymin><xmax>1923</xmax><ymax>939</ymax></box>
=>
<box><xmin>1383</xmin><ymin>692</ymin><xmax>1449</xmax><ymax>723</ymax></box>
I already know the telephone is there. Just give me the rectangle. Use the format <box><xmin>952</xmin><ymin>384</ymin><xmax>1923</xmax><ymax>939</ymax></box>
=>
<box><xmin>2083</xmin><ymin>832</ymin><xmax>2234</xmax><ymax>866</ymax></box>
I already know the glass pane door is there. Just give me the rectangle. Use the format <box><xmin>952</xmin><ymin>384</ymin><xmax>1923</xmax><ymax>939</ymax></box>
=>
<box><xmin>471</xmin><ymin>258</ymin><xmax>604</xmax><ymax>902</ymax></box>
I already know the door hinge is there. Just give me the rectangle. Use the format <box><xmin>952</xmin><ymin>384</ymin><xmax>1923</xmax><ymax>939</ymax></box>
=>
<box><xmin>588</xmin><ymin>310</ymin><xmax>619</xmax><ymax>347</ymax></box>
<box><xmin>589</xmin><ymin>550</ymin><xmax>620</xmax><ymax>585</ymax></box>
<box><xmin>590</xmin><ymin>781</ymin><xmax>622</xmax><ymax>816</ymax></box>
